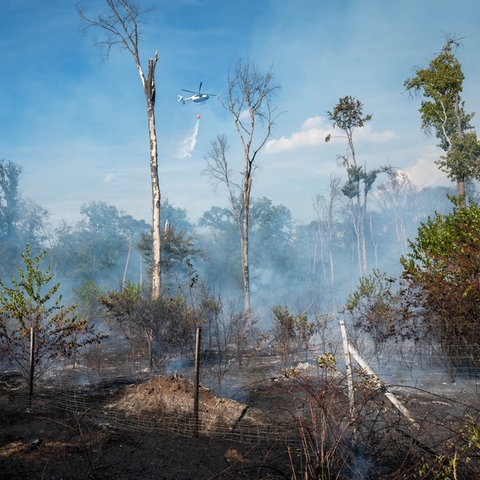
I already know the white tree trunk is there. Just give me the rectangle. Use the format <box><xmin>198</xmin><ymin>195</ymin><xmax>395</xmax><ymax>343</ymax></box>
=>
<box><xmin>241</xmin><ymin>197</ymin><xmax>251</xmax><ymax>321</ymax></box>
<box><xmin>149</xmin><ymin>105</ymin><xmax>161</xmax><ymax>299</ymax></box>
<box><xmin>145</xmin><ymin>54</ymin><xmax>161</xmax><ymax>299</ymax></box>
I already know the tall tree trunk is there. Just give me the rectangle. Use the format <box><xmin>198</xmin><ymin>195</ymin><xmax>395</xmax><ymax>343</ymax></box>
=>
<box><xmin>360</xmin><ymin>188</ymin><xmax>368</xmax><ymax>275</ymax></box>
<box><xmin>144</xmin><ymin>53</ymin><xmax>161</xmax><ymax>299</ymax></box>
<box><xmin>78</xmin><ymin>4</ymin><xmax>161</xmax><ymax>298</ymax></box>
<box><xmin>207</xmin><ymin>61</ymin><xmax>278</xmax><ymax>324</ymax></box>
<box><xmin>327</xmin><ymin>192</ymin><xmax>335</xmax><ymax>286</ymax></box>
<box><xmin>453</xmin><ymin>93</ymin><xmax>466</xmax><ymax>202</ymax></box>
<box><xmin>241</xmin><ymin>233</ymin><xmax>250</xmax><ymax>319</ymax></box>
<box><xmin>241</xmin><ymin>178</ymin><xmax>252</xmax><ymax>323</ymax></box>
<box><xmin>350</xmin><ymin>200</ymin><xmax>362</xmax><ymax>275</ymax></box>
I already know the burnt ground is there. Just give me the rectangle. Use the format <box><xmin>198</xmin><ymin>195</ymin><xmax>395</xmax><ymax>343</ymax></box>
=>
<box><xmin>0</xmin><ymin>374</ymin><xmax>293</xmax><ymax>480</ymax></box>
<box><xmin>1</xmin><ymin>365</ymin><xmax>480</xmax><ymax>479</ymax></box>
<box><xmin>0</xmin><ymin>409</ymin><xmax>288</xmax><ymax>480</ymax></box>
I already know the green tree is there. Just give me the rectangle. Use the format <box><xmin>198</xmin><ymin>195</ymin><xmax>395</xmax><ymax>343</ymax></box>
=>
<box><xmin>404</xmin><ymin>39</ymin><xmax>479</xmax><ymax>199</ymax></box>
<box><xmin>51</xmin><ymin>201</ymin><xmax>148</xmax><ymax>292</ymax></box>
<box><xmin>0</xmin><ymin>244</ymin><xmax>103</xmax><ymax>380</ymax></box>
<box><xmin>250</xmin><ymin>196</ymin><xmax>293</xmax><ymax>261</ymax></box>
<box><xmin>0</xmin><ymin>160</ymin><xmax>49</xmax><ymax>278</ymax></box>
<box><xmin>99</xmin><ymin>282</ymin><xmax>198</xmax><ymax>370</ymax></box>
<box><xmin>73</xmin><ymin>280</ymin><xmax>106</xmax><ymax>326</ymax></box>
<box><xmin>137</xmin><ymin>223</ymin><xmax>203</xmax><ymax>294</ymax></box>
<box><xmin>271</xmin><ymin>305</ymin><xmax>297</xmax><ymax>366</ymax></box>
<box><xmin>249</xmin><ymin>197</ymin><xmax>295</xmax><ymax>297</ymax></box>
<box><xmin>326</xmin><ymin>96</ymin><xmax>391</xmax><ymax>275</ymax></box>
<box><xmin>0</xmin><ymin>160</ymin><xmax>21</xmax><ymax>239</ymax></box>
<box><xmin>198</xmin><ymin>205</ymin><xmax>242</xmax><ymax>296</ymax></box>
<box><xmin>271</xmin><ymin>305</ymin><xmax>317</xmax><ymax>365</ymax></box>
<box><xmin>198</xmin><ymin>197</ymin><xmax>296</xmax><ymax>309</ymax></box>
<box><xmin>345</xmin><ymin>269</ymin><xmax>411</xmax><ymax>349</ymax></box>
<box><xmin>400</xmin><ymin>198</ymin><xmax>480</xmax><ymax>375</ymax></box>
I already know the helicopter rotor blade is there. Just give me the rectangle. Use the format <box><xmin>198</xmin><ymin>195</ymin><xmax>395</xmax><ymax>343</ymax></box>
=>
<box><xmin>199</xmin><ymin>81</ymin><xmax>203</xmax><ymax>93</ymax></box>
<box><xmin>181</xmin><ymin>89</ymin><xmax>197</xmax><ymax>94</ymax></box>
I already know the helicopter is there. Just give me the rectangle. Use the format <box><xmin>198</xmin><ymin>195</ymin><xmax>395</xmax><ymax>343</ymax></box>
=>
<box><xmin>178</xmin><ymin>81</ymin><xmax>216</xmax><ymax>104</ymax></box>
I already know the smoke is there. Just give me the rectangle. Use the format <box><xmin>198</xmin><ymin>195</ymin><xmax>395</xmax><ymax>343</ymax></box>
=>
<box><xmin>176</xmin><ymin>115</ymin><xmax>200</xmax><ymax>159</ymax></box>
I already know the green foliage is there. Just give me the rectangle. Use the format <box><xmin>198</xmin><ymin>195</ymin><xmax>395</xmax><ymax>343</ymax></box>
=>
<box><xmin>342</xmin><ymin>165</ymin><xmax>393</xmax><ymax>199</ymax></box>
<box><xmin>137</xmin><ymin>223</ymin><xmax>203</xmax><ymax>292</ymax></box>
<box><xmin>0</xmin><ymin>160</ymin><xmax>21</xmax><ymax>238</ymax></box>
<box><xmin>0</xmin><ymin>160</ymin><xmax>49</xmax><ymax>278</ymax></box>
<box><xmin>137</xmin><ymin>201</ymin><xmax>201</xmax><ymax>292</ymax></box>
<box><xmin>272</xmin><ymin>305</ymin><xmax>319</xmax><ymax>364</ymax></box>
<box><xmin>73</xmin><ymin>280</ymin><xmax>106</xmax><ymax>325</ymax></box>
<box><xmin>416</xmin><ymin>416</ymin><xmax>480</xmax><ymax>479</ymax></box>
<box><xmin>404</xmin><ymin>40</ymin><xmax>472</xmax><ymax>147</ymax></box>
<box><xmin>250</xmin><ymin>197</ymin><xmax>294</xmax><ymax>266</ymax></box>
<box><xmin>346</xmin><ymin>269</ymin><xmax>411</xmax><ymax>345</ymax></box>
<box><xmin>99</xmin><ymin>282</ymin><xmax>199</xmax><ymax>369</ymax></box>
<box><xmin>404</xmin><ymin>40</ymin><xmax>479</xmax><ymax>190</ymax></box>
<box><xmin>0</xmin><ymin>244</ymin><xmax>104</xmax><ymax>378</ymax></box>
<box><xmin>327</xmin><ymin>95</ymin><xmax>372</xmax><ymax>172</ymax></box>
<box><xmin>327</xmin><ymin>95</ymin><xmax>372</xmax><ymax>134</ymax></box>
<box><xmin>401</xmin><ymin>198</ymin><xmax>480</xmax><ymax>372</ymax></box>
<box><xmin>51</xmin><ymin>201</ymin><xmax>148</xmax><ymax>290</ymax></box>
<box><xmin>437</xmin><ymin>131</ymin><xmax>480</xmax><ymax>184</ymax></box>
<box><xmin>272</xmin><ymin>305</ymin><xmax>297</xmax><ymax>340</ymax></box>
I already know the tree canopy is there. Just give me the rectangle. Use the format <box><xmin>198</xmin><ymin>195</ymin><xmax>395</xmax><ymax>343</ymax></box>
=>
<box><xmin>0</xmin><ymin>244</ymin><xmax>104</xmax><ymax>379</ymax></box>
<box><xmin>400</xmin><ymin>198</ymin><xmax>480</xmax><ymax>373</ymax></box>
<box><xmin>51</xmin><ymin>201</ymin><xmax>148</xmax><ymax>291</ymax></box>
<box><xmin>0</xmin><ymin>160</ymin><xmax>49</xmax><ymax>278</ymax></box>
<box><xmin>327</xmin><ymin>96</ymin><xmax>392</xmax><ymax>275</ymax></box>
<box><xmin>404</xmin><ymin>39</ymin><xmax>480</xmax><ymax>198</ymax></box>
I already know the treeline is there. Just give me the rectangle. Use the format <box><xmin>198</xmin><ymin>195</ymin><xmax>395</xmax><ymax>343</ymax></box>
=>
<box><xmin>5</xmin><ymin>156</ymin><xmax>480</xmax><ymax>377</ymax></box>
<box><xmin>0</xmin><ymin>158</ymin><xmax>459</xmax><ymax>315</ymax></box>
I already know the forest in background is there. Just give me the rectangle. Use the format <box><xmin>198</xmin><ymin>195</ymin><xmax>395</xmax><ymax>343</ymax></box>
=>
<box><xmin>0</xmin><ymin>156</ymin><xmax>460</xmax><ymax>323</ymax></box>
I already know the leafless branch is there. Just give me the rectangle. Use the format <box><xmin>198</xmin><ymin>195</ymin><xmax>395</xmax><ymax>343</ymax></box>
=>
<box><xmin>77</xmin><ymin>0</ymin><xmax>153</xmax><ymax>64</ymax></box>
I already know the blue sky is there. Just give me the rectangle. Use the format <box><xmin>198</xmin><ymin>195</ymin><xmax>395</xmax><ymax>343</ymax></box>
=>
<box><xmin>1</xmin><ymin>0</ymin><xmax>480</xmax><ymax>227</ymax></box>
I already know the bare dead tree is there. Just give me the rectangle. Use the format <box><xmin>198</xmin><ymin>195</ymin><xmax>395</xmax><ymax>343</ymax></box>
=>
<box><xmin>312</xmin><ymin>175</ymin><xmax>342</xmax><ymax>287</ymax></box>
<box><xmin>205</xmin><ymin>60</ymin><xmax>279</xmax><ymax>324</ymax></box>
<box><xmin>373</xmin><ymin>169</ymin><xmax>416</xmax><ymax>255</ymax></box>
<box><xmin>78</xmin><ymin>0</ymin><xmax>161</xmax><ymax>299</ymax></box>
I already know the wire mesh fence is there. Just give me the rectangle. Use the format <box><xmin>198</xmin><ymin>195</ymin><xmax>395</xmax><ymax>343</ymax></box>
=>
<box><xmin>0</xmin><ymin>367</ymin><xmax>299</xmax><ymax>446</ymax></box>
<box><xmin>3</xmin><ymin>336</ymin><xmax>480</xmax><ymax>480</ymax></box>
<box><xmin>2</xmin><ymin>329</ymin><xmax>480</xmax><ymax>451</ymax></box>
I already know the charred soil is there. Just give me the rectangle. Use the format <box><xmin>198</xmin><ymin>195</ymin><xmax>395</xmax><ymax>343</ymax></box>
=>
<box><xmin>1</xmin><ymin>370</ymin><xmax>480</xmax><ymax>479</ymax></box>
<box><xmin>0</xmin><ymin>374</ymin><xmax>292</xmax><ymax>480</ymax></box>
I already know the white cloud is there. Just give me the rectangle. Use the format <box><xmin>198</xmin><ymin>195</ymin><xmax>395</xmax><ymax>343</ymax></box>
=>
<box><xmin>265</xmin><ymin>116</ymin><xmax>330</xmax><ymax>154</ymax></box>
<box><xmin>103</xmin><ymin>174</ymin><xmax>116</xmax><ymax>184</ymax></box>
<box><xmin>265</xmin><ymin>116</ymin><xmax>397</xmax><ymax>154</ymax></box>
<box><xmin>355</xmin><ymin>124</ymin><xmax>397</xmax><ymax>143</ymax></box>
<box><xmin>405</xmin><ymin>145</ymin><xmax>450</xmax><ymax>188</ymax></box>
<box><xmin>239</xmin><ymin>109</ymin><xmax>250</xmax><ymax>122</ymax></box>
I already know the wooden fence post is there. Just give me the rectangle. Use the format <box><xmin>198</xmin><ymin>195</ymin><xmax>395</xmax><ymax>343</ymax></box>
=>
<box><xmin>28</xmin><ymin>326</ymin><xmax>35</xmax><ymax>410</ymax></box>
<box><xmin>194</xmin><ymin>326</ymin><xmax>202</xmax><ymax>437</ymax></box>
<box><xmin>339</xmin><ymin>319</ymin><xmax>356</xmax><ymax>422</ymax></box>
